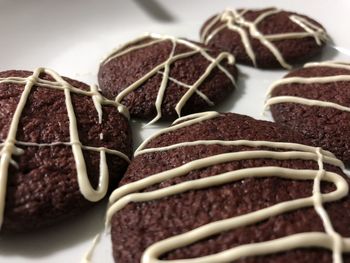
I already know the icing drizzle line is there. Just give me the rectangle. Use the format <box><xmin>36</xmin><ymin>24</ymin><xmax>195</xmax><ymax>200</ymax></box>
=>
<box><xmin>264</xmin><ymin>61</ymin><xmax>350</xmax><ymax>112</ymax></box>
<box><xmin>106</xmin><ymin>111</ymin><xmax>350</xmax><ymax>263</ymax></box>
<box><xmin>200</xmin><ymin>7</ymin><xmax>328</xmax><ymax>69</ymax></box>
<box><xmin>101</xmin><ymin>33</ymin><xmax>236</xmax><ymax>125</ymax></box>
<box><xmin>0</xmin><ymin>68</ymin><xmax>130</xmax><ymax>229</ymax></box>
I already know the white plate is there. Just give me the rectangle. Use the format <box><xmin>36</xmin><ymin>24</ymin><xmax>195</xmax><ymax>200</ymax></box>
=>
<box><xmin>0</xmin><ymin>0</ymin><xmax>349</xmax><ymax>262</ymax></box>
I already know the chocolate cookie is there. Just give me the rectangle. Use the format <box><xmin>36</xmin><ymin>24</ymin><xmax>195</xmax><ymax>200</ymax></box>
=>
<box><xmin>107</xmin><ymin>111</ymin><xmax>350</xmax><ymax>262</ymax></box>
<box><xmin>0</xmin><ymin>68</ymin><xmax>132</xmax><ymax>232</ymax></box>
<box><xmin>200</xmin><ymin>7</ymin><xmax>328</xmax><ymax>69</ymax></box>
<box><xmin>98</xmin><ymin>33</ymin><xmax>238</xmax><ymax>124</ymax></box>
<box><xmin>265</xmin><ymin>61</ymin><xmax>350</xmax><ymax>166</ymax></box>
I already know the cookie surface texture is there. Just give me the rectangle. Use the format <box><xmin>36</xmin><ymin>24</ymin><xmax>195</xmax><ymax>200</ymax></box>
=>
<box><xmin>0</xmin><ymin>68</ymin><xmax>132</xmax><ymax>232</ymax></box>
<box><xmin>200</xmin><ymin>7</ymin><xmax>328</xmax><ymax>69</ymax></box>
<box><xmin>98</xmin><ymin>33</ymin><xmax>238</xmax><ymax>124</ymax></box>
<box><xmin>266</xmin><ymin>61</ymin><xmax>350</xmax><ymax>166</ymax></box>
<box><xmin>108</xmin><ymin>111</ymin><xmax>350</xmax><ymax>263</ymax></box>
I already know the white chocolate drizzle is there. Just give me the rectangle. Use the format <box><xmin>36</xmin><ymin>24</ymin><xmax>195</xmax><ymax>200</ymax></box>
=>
<box><xmin>101</xmin><ymin>33</ymin><xmax>236</xmax><ymax>125</ymax></box>
<box><xmin>82</xmin><ymin>233</ymin><xmax>101</xmax><ymax>263</ymax></box>
<box><xmin>200</xmin><ymin>8</ymin><xmax>328</xmax><ymax>69</ymax></box>
<box><xmin>305</xmin><ymin>61</ymin><xmax>350</xmax><ymax>71</ymax></box>
<box><xmin>264</xmin><ymin>61</ymin><xmax>350</xmax><ymax>112</ymax></box>
<box><xmin>106</xmin><ymin>111</ymin><xmax>350</xmax><ymax>263</ymax></box>
<box><xmin>0</xmin><ymin>68</ymin><xmax>130</xmax><ymax>229</ymax></box>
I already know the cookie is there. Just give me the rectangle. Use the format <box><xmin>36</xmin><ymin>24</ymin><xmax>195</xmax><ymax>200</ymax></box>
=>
<box><xmin>98</xmin><ymin>33</ymin><xmax>238</xmax><ymax>124</ymax></box>
<box><xmin>0</xmin><ymin>68</ymin><xmax>132</xmax><ymax>232</ymax></box>
<box><xmin>200</xmin><ymin>7</ymin><xmax>328</xmax><ymax>69</ymax></box>
<box><xmin>106</xmin><ymin>111</ymin><xmax>350</xmax><ymax>262</ymax></box>
<box><xmin>265</xmin><ymin>61</ymin><xmax>350</xmax><ymax>165</ymax></box>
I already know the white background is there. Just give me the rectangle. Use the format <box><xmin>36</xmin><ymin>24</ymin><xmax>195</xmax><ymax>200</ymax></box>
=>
<box><xmin>0</xmin><ymin>0</ymin><xmax>349</xmax><ymax>262</ymax></box>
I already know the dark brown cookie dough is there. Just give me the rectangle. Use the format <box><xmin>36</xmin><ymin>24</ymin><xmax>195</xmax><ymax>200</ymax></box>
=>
<box><xmin>268</xmin><ymin>62</ymin><xmax>350</xmax><ymax>166</ymax></box>
<box><xmin>98</xmin><ymin>34</ymin><xmax>238</xmax><ymax>122</ymax></box>
<box><xmin>0</xmin><ymin>69</ymin><xmax>132</xmax><ymax>232</ymax></box>
<box><xmin>200</xmin><ymin>7</ymin><xmax>328</xmax><ymax>68</ymax></box>
<box><xmin>110</xmin><ymin>112</ymin><xmax>350</xmax><ymax>262</ymax></box>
